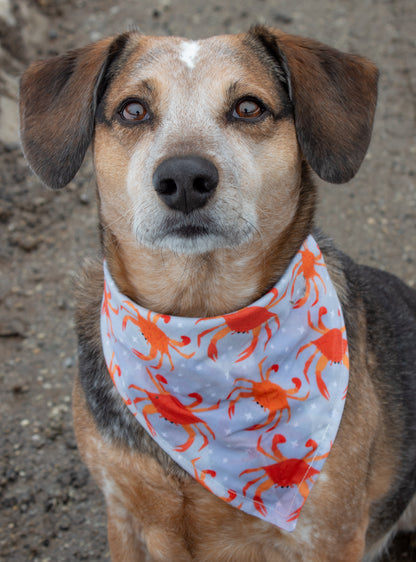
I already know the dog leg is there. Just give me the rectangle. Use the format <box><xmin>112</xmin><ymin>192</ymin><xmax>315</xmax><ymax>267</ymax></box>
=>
<box><xmin>73</xmin><ymin>375</ymin><xmax>193</xmax><ymax>561</ymax></box>
<box><xmin>106</xmin><ymin>498</ymin><xmax>149</xmax><ymax>561</ymax></box>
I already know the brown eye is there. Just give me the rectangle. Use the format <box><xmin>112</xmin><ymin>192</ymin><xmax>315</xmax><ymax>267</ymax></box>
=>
<box><xmin>119</xmin><ymin>100</ymin><xmax>148</xmax><ymax>122</ymax></box>
<box><xmin>234</xmin><ymin>98</ymin><xmax>264</xmax><ymax>120</ymax></box>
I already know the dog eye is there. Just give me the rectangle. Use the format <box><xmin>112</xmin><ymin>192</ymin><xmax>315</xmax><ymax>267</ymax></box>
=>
<box><xmin>233</xmin><ymin>98</ymin><xmax>264</xmax><ymax>120</ymax></box>
<box><xmin>119</xmin><ymin>100</ymin><xmax>149</xmax><ymax>122</ymax></box>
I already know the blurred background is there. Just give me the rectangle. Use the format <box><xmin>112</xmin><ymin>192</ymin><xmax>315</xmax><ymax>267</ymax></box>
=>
<box><xmin>0</xmin><ymin>0</ymin><xmax>415</xmax><ymax>559</ymax></box>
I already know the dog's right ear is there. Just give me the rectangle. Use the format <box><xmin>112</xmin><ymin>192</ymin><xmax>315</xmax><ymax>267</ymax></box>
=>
<box><xmin>19</xmin><ymin>33</ymin><xmax>130</xmax><ymax>189</ymax></box>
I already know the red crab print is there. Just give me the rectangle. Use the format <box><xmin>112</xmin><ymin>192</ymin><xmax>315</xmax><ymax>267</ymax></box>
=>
<box><xmin>227</xmin><ymin>358</ymin><xmax>310</xmax><ymax>432</ymax></box>
<box><xmin>196</xmin><ymin>288</ymin><xmax>284</xmax><ymax>362</ymax></box>
<box><xmin>296</xmin><ymin>306</ymin><xmax>349</xmax><ymax>400</ymax></box>
<box><xmin>129</xmin><ymin>368</ymin><xmax>220</xmax><ymax>452</ymax></box>
<box><xmin>240</xmin><ymin>434</ymin><xmax>330</xmax><ymax>521</ymax></box>
<box><xmin>121</xmin><ymin>301</ymin><xmax>195</xmax><ymax>371</ymax></box>
<box><xmin>290</xmin><ymin>243</ymin><xmax>326</xmax><ymax>309</ymax></box>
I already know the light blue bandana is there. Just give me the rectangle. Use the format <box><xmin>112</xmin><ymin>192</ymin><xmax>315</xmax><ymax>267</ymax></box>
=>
<box><xmin>100</xmin><ymin>235</ymin><xmax>349</xmax><ymax>531</ymax></box>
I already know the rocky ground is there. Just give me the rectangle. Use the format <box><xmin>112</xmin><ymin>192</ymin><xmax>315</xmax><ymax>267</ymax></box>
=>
<box><xmin>0</xmin><ymin>0</ymin><xmax>415</xmax><ymax>560</ymax></box>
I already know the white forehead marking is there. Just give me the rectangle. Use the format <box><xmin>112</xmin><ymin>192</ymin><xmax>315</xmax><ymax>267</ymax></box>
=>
<box><xmin>179</xmin><ymin>40</ymin><xmax>201</xmax><ymax>70</ymax></box>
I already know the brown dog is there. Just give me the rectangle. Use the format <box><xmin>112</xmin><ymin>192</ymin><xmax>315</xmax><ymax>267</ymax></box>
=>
<box><xmin>20</xmin><ymin>27</ymin><xmax>416</xmax><ymax>561</ymax></box>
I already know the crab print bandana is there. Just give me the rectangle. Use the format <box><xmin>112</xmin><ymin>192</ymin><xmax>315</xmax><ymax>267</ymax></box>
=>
<box><xmin>100</xmin><ymin>235</ymin><xmax>349</xmax><ymax>532</ymax></box>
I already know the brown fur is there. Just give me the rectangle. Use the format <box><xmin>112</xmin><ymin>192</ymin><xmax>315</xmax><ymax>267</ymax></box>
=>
<box><xmin>20</xmin><ymin>27</ymin><xmax>416</xmax><ymax>561</ymax></box>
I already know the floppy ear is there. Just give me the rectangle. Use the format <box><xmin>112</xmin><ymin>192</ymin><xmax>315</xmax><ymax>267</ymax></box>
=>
<box><xmin>19</xmin><ymin>33</ymin><xmax>129</xmax><ymax>189</ymax></box>
<box><xmin>249</xmin><ymin>27</ymin><xmax>378</xmax><ymax>183</ymax></box>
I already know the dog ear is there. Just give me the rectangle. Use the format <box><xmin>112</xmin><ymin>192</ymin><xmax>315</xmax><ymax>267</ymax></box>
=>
<box><xmin>249</xmin><ymin>27</ymin><xmax>379</xmax><ymax>183</ymax></box>
<box><xmin>19</xmin><ymin>33</ymin><xmax>130</xmax><ymax>189</ymax></box>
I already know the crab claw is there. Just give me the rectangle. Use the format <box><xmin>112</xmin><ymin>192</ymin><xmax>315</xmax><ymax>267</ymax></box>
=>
<box><xmin>292</xmin><ymin>377</ymin><xmax>302</xmax><ymax>390</ymax></box>
<box><xmin>174</xmin><ymin>440</ymin><xmax>193</xmax><ymax>452</ymax></box>
<box><xmin>287</xmin><ymin>506</ymin><xmax>302</xmax><ymax>522</ymax></box>
<box><xmin>272</xmin><ymin>434</ymin><xmax>286</xmax><ymax>447</ymax></box>
<box><xmin>316</xmin><ymin>372</ymin><xmax>330</xmax><ymax>400</ymax></box>
<box><xmin>236</xmin><ymin>337</ymin><xmax>259</xmax><ymax>363</ymax></box>
<box><xmin>207</xmin><ymin>342</ymin><xmax>218</xmax><ymax>361</ymax></box>
<box><xmin>253</xmin><ymin>495</ymin><xmax>268</xmax><ymax>517</ymax></box>
<box><xmin>143</xmin><ymin>418</ymin><xmax>157</xmax><ymax>437</ymax></box>
<box><xmin>223</xmin><ymin>489</ymin><xmax>238</xmax><ymax>502</ymax></box>
<box><xmin>188</xmin><ymin>392</ymin><xmax>203</xmax><ymax>406</ymax></box>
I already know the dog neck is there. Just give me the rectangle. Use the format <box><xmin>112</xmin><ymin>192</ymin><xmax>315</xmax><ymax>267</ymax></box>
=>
<box><xmin>104</xmin><ymin>239</ymin><xmax>264</xmax><ymax>317</ymax></box>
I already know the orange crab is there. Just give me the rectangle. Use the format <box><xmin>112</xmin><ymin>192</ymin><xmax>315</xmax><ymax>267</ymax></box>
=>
<box><xmin>129</xmin><ymin>368</ymin><xmax>220</xmax><ymax>452</ymax></box>
<box><xmin>240</xmin><ymin>434</ymin><xmax>329</xmax><ymax>521</ymax></box>
<box><xmin>196</xmin><ymin>288</ymin><xmax>283</xmax><ymax>363</ymax></box>
<box><xmin>121</xmin><ymin>301</ymin><xmax>195</xmax><ymax>371</ymax></box>
<box><xmin>290</xmin><ymin>243</ymin><xmax>326</xmax><ymax>308</ymax></box>
<box><xmin>296</xmin><ymin>306</ymin><xmax>349</xmax><ymax>400</ymax></box>
<box><xmin>227</xmin><ymin>358</ymin><xmax>310</xmax><ymax>432</ymax></box>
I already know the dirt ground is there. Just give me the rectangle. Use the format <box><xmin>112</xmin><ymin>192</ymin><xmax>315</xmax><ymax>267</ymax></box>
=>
<box><xmin>0</xmin><ymin>0</ymin><xmax>415</xmax><ymax>560</ymax></box>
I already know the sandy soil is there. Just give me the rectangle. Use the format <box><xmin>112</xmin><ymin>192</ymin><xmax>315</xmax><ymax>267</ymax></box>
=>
<box><xmin>0</xmin><ymin>0</ymin><xmax>415</xmax><ymax>560</ymax></box>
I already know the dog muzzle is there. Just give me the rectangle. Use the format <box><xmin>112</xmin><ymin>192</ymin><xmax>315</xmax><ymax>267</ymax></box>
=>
<box><xmin>100</xmin><ymin>235</ymin><xmax>349</xmax><ymax>531</ymax></box>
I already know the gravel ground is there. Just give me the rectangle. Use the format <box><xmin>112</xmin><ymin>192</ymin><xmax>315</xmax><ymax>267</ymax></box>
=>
<box><xmin>0</xmin><ymin>0</ymin><xmax>415</xmax><ymax>560</ymax></box>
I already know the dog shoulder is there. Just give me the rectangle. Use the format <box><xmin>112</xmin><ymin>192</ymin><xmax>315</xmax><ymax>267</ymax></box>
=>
<box><xmin>319</xmin><ymin>233</ymin><xmax>416</xmax><ymax>527</ymax></box>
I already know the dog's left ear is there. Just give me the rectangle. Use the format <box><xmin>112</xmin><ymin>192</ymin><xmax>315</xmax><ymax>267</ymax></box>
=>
<box><xmin>19</xmin><ymin>33</ymin><xmax>129</xmax><ymax>189</ymax></box>
<box><xmin>248</xmin><ymin>27</ymin><xmax>379</xmax><ymax>183</ymax></box>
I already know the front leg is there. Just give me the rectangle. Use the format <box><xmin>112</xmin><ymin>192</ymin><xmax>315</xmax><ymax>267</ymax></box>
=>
<box><xmin>107</xmin><ymin>498</ymin><xmax>149</xmax><ymax>562</ymax></box>
<box><xmin>73</xmin><ymin>376</ymin><xmax>193</xmax><ymax>561</ymax></box>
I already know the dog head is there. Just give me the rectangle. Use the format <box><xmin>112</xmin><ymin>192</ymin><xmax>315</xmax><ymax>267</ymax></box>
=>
<box><xmin>19</xmin><ymin>28</ymin><xmax>378</xmax><ymax>312</ymax></box>
<box><xmin>20</xmin><ymin>28</ymin><xmax>378</xmax><ymax>252</ymax></box>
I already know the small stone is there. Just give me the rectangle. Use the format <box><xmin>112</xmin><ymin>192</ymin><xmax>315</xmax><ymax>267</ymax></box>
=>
<box><xmin>79</xmin><ymin>192</ymin><xmax>90</xmax><ymax>205</ymax></box>
<box><xmin>16</xmin><ymin>234</ymin><xmax>41</xmax><ymax>252</ymax></box>
<box><xmin>63</xmin><ymin>356</ymin><xmax>75</xmax><ymax>368</ymax></box>
<box><xmin>59</xmin><ymin>516</ymin><xmax>71</xmax><ymax>531</ymax></box>
<box><xmin>2</xmin><ymin>496</ymin><xmax>17</xmax><ymax>508</ymax></box>
<box><xmin>271</xmin><ymin>11</ymin><xmax>293</xmax><ymax>24</ymax></box>
<box><xmin>12</xmin><ymin>384</ymin><xmax>29</xmax><ymax>394</ymax></box>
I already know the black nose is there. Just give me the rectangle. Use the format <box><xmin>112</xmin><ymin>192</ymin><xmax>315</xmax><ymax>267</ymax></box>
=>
<box><xmin>152</xmin><ymin>156</ymin><xmax>219</xmax><ymax>214</ymax></box>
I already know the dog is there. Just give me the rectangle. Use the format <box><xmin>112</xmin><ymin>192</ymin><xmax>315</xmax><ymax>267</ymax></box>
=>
<box><xmin>19</xmin><ymin>26</ymin><xmax>416</xmax><ymax>561</ymax></box>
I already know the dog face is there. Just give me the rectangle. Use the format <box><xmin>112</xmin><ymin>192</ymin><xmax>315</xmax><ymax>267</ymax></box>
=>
<box><xmin>93</xmin><ymin>34</ymin><xmax>301</xmax><ymax>255</ymax></box>
<box><xmin>19</xmin><ymin>27</ymin><xmax>378</xmax><ymax>259</ymax></box>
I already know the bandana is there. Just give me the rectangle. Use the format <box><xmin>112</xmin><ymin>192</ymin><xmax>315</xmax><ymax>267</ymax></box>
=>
<box><xmin>100</xmin><ymin>235</ymin><xmax>349</xmax><ymax>532</ymax></box>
